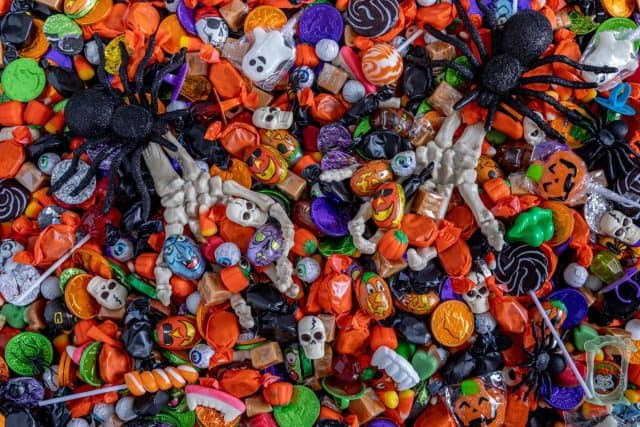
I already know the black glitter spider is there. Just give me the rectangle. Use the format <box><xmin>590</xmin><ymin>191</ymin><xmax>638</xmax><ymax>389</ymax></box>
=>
<box><xmin>574</xmin><ymin>108</ymin><xmax>640</xmax><ymax>183</ymax></box>
<box><xmin>48</xmin><ymin>34</ymin><xmax>188</xmax><ymax>220</ymax></box>
<box><xmin>423</xmin><ymin>0</ymin><xmax>617</xmax><ymax>141</ymax></box>
<box><xmin>510</xmin><ymin>321</ymin><xmax>566</xmax><ymax>401</ymax></box>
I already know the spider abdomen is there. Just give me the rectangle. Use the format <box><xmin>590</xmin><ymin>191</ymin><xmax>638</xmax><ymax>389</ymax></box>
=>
<box><xmin>481</xmin><ymin>54</ymin><xmax>523</xmax><ymax>96</ymax></box>
<box><xmin>500</xmin><ymin>10</ymin><xmax>553</xmax><ymax>64</ymax></box>
<box><xmin>111</xmin><ymin>104</ymin><xmax>154</xmax><ymax>140</ymax></box>
<box><xmin>64</xmin><ymin>89</ymin><xmax>115</xmax><ymax>138</ymax></box>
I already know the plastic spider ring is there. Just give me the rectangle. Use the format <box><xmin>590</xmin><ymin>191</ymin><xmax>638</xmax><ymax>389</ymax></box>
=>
<box><xmin>321</xmin><ymin>377</ymin><xmax>366</xmax><ymax>410</ymax></box>
<box><xmin>595</xmin><ymin>82</ymin><xmax>636</xmax><ymax>116</ymax></box>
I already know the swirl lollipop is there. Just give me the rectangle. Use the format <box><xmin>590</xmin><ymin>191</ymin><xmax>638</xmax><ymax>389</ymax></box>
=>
<box><xmin>361</xmin><ymin>29</ymin><xmax>426</xmax><ymax>86</ymax></box>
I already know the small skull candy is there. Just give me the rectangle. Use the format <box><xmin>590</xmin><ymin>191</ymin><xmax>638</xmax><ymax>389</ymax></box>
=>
<box><xmin>226</xmin><ymin>198</ymin><xmax>269</xmax><ymax>227</ymax></box>
<box><xmin>195</xmin><ymin>7</ymin><xmax>229</xmax><ymax>47</ymax></box>
<box><xmin>462</xmin><ymin>267</ymin><xmax>492</xmax><ymax>314</ymax></box>
<box><xmin>87</xmin><ymin>276</ymin><xmax>128</xmax><ymax>310</ymax></box>
<box><xmin>162</xmin><ymin>234</ymin><xmax>206</xmax><ymax>280</ymax></box>
<box><xmin>298</xmin><ymin>315</ymin><xmax>326</xmax><ymax>360</ymax></box>
<box><xmin>252</xmin><ymin>107</ymin><xmax>294</xmax><ymax>130</ymax></box>
<box><xmin>247</xmin><ymin>224</ymin><xmax>284</xmax><ymax>267</ymax></box>
<box><xmin>598</xmin><ymin>210</ymin><xmax>640</xmax><ymax>246</ymax></box>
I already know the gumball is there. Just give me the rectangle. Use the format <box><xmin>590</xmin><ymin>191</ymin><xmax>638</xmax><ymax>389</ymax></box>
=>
<box><xmin>67</xmin><ymin>419</ymin><xmax>90</xmax><ymax>427</ymax></box>
<box><xmin>361</xmin><ymin>43</ymin><xmax>403</xmax><ymax>86</ymax></box>
<box><xmin>295</xmin><ymin>257</ymin><xmax>321</xmax><ymax>282</ymax></box>
<box><xmin>93</xmin><ymin>403</ymin><xmax>115</xmax><ymax>423</ymax></box>
<box><xmin>189</xmin><ymin>343</ymin><xmax>215</xmax><ymax>369</ymax></box>
<box><xmin>215</xmin><ymin>242</ymin><xmax>241</xmax><ymax>267</ymax></box>
<box><xmin>115</xmin><ymin>397</ymin><xmax>137</xmax><ymax>421</ymax></box>
<box><xmin>563</xmin><ymin>262</ymin><xmax>588</xmax><ymax>288</ymax></box>
<box><xmin>342</xmin><ymin>80</ymin><xmax>365</xmax><ymax>103</ymax></box>
<box><xmin>315</xmin><ymin>38</ymin><xmax>340</xmax><ymax>62</ymax></box>
<box><xmin>186</xmin><ymin>291</ymin><xmax>201</xmax><ymax>315</ymax></box>
<box><xmin>40</xmin><ymin>276</ymin><xmax>62</xmax><ymax>300</ymax></box>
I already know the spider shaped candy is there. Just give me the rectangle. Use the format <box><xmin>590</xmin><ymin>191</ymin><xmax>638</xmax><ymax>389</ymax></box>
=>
<box><xmin>423</xmin><ymin>0</ymin><xmax>617</xmax><ymax>141</ymax></box>
<box><xmin>50</xmin><ymin>34</ymin><xmax>188</xmax><ymax>220</ymax></box>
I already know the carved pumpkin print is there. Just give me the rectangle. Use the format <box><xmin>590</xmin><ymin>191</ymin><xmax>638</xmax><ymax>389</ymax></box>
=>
<box><xmin>350</xmin><ymin>160</ymin><xmax>393</xmax><ymax>197</ymax></box>
<box><xmin>259</xmin><ymin>129</ymin><xmax>302</xmax><ymax>166</ymax></box>
<box><xmin>537</xmin><ymin>151</ymin><xmax>587</xmax><ymax>203</ymax></box>
<box><xmin>452</xmin><ymin>378</ymin><xmax>506</xmax><ymax>427</ymax></box>
<box><xmin>476</xmin><ymin>156</ymin><xmax>503</xmax><ymax>184</ymax></box>
<box><xmin>245</xmin><ymin>145</ymin><xmax>288</xmax><ymax>184</ymax></box>
<box><xmin>356</xmin><ymin>272</ymin><xmax>394</xmax><ymax>320</ymax></box>
<box><xmin>156</xmin><ymin>316</ymin><xmax>201</xmax><ymax>350</ymax></box>
<box><xmin>371</xmin><ymin>182</ymin><xmax>405</xmax><ymax>229</ymax></box>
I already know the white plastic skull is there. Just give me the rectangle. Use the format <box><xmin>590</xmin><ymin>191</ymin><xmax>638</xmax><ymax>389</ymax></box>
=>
<box><xmin>195</xmin><ymin>16</ymin><xmax>229</xmax><ymax>47</ymax></box>
<box><xmin>598</xmin><ymin>210</ymin><xmax>640</xmax><ymax>245</ymax></box>
<box><xmin>298</xmin><ymin>315</ymin><xmax>326</xmax><ymax>360</ymax></box>
<box><xmin>87</xmin><ymin>276</ymin><xmax>127</xmax><ymax>310</ymax></box>
<box><xmin>241</xmin><ymin>28</ymin><xmax>295</xmax><ymax>83</ymax></box>
<box><xmin>252</xmin><ymin>107</ymin><xmax>293</xmax><ymax>130</ymax></box>
<box><xmin>580</xmin><ymin>31</ymin><xmax>638</xmax><ymax>88</ymax></box>
<box><xmin>523</xmin><ymin>115</ymin><xmax>544</xmax><ymax>146</ymax></box>
<box><xmin>462</xmin><ymin>266</ymin><xmax>491</xmax><ymax>314</ymax></box>
<box><xmin>0</xmin><ymin>239</ymin><xmax>23</xmax><ymax>272</ymax></box>
<box><xmin>226</xmin><ymin>198</ymin><xmax>269</xmax><ymax>227</ymax></box>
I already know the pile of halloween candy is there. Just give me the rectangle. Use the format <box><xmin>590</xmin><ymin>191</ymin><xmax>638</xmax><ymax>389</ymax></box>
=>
<box><xmin>6</xmin><ymin>0</ymin><xmax>640</xmax><ymax>424</ymax></box>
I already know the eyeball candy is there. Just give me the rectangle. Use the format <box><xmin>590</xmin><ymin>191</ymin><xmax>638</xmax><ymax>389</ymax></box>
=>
<box><xmin>361</xmin><ymin>43</ymin><xmax>403</xmax><ymax>86</ymax></box>
<box><xmin>189</xmin><ymin>343</ymin><xmax>216</xmax><ymax>369</ymax></box>
<box><xmin>342</xmin><ymin>80</ymin><xmax>366</xmax><ymax>103</ymax></box>
<box><xmin>107</xmin><ymin>238</ymin><xmax>135</xmax><ymax>262</ymax></box>
<box><xmin>295</xmin><ymin>257</ymin><xmax>321</xmax><ymax>282</ymax></box>
<box><xmin>291</xmin><ymin>66</ymin><xmax>315</xmax><ymax>88</ymax></box>
<box><xmin>215</xmin><ymin>242</ymin><xmax>241</xmax><ymax>266</ymax></box>
<box><xmin>38</xmin><ymin>153</ymin><xmax>61</xmax><ymax>175</ymax></box>
<box><xmin>315</xmin><ymin>38</ymin><xmax>340</xmax><ymax>62</ymax></box>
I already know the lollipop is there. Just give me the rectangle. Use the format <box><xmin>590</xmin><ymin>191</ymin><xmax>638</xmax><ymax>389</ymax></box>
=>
<box><xmin>361</xmin><ymin>30</ymin><xmax>425</xmax><ymax>86</ymax></box>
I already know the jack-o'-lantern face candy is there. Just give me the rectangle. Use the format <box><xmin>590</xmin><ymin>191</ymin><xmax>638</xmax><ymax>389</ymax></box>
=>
<box><xmin>356</xmin><ymin>272</ymin><xmax>394</xmax><ymax>320</ymax></box>
<box><xmin>450</xmin><ymin>377</ymin><xmax>506</xmax><ymax>427</ymax></box>
<box><xmin>371</xmin><ymin>183</ymin><xmax>405</xmax><ymax>229</ymax></box>
<box><xmin>156</xmin><ymin>316</ymin><xmax>202</xmax><ymax>351</ymax></box>
<box><xmin>537</xmin><ymin>151</ymin><xmax>587</xmax><ymax>203</ymax></box>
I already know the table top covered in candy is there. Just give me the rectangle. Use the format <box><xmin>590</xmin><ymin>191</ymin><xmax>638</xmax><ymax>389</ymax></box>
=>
<box><xmin>3</xmin><ymin>0</ymin><xmax>640</xmax><ymax>425</ymax></box>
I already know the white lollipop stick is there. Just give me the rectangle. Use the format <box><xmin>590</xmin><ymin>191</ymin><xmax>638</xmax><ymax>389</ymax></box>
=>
<box><xmin>587</xmin><ymin>183</ymin><xmax>640</xmax><ymax>210</ymax></box>
<box><xmin>529</xmin><ymin>290</ymin><xmax>593</xmax><ymax>399</ymax></box>
<box><xmin>397</xmin><ymin>29</ymin><xmax>425</xmax><ymax>54</ymax></box>
<box><xmin>12</xmin><ymin>233</ymin><xmax>92</xmax><ymax>306</ymax></box>
<box><xmin>38</xmin><ymin>384</ymin><xmax>127</xmax><ymax>406</ymax></box>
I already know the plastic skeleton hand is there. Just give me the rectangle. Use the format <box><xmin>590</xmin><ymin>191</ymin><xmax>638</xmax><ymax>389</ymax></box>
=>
<box><xmin>371</xmin><ymin>345</ymin><xmax>420</xmax><ymax>391</ymax></box>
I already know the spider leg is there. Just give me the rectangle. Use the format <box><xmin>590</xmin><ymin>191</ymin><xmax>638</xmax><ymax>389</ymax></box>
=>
<box><xmin>504</xmin><ymin>98</ymin><xmax>565</xmax><ymax>141</ymax></box>
<box><xmin>135</xmin><ymin>35</ymin><xmax>156</xmax><ymax>99</ymax></box>
<box><xmin>131</xmin><ymin>145</ymin><xmax>151</xmax><ymax>220</ymax></box>
<box><xmin>431</xmin><ymin>60</ymin><xmax>475</xmax><ymax>80</ymax></box>
<box><xmin>93</xmin><ymin>34</ymin><xmax>115</xmax><ymax>96</ymax></box>
<box><xmin>453</xmin><ymin>88</ymin><xmax>480</xmax><ymax>110</ymax></box>
<box><xmin>423</xmin><ymin>24</ymin><xmax>480</xmax><ymax>68</ymax></box>
<box><xmin>70</xmin><ymin>147</ymin><xmax>115</xmax><ymax>196</ymax></box>
<box><xmin>520</xmin><ymin>75</ymin><xmax>597</xmax><ymax>89</ymax></box>
<box><xmin>512</xmin><ymin>88</ymin><xmax>586</xmax><ymax>124</ymax></box>
<box><xmin>150</xmin><ymin>48</ymin><xmax>186</xmax><ymax>115</ymax></box>
<box><xmin>451</xmin><ymin>0</ymin><xmax>486</xmax><ymax>61</ymax></box>
<box><xmin>528</xmin><ymin>55</ymin><xmax>617</xmax><ymax>74</ymax></box>
<box><xmin>48</xmin><ymin>138</ymin><xmax>104</xmax><ymax>193</ymax></box>
<box><xmin>118</xmin><ymin>42</ymin><xmax>135</xmax><ymax>103</ymax></box>
<box><xmin>475</xmin><ymin>0</ymin><xmax>499</xmax><ymax>31</ymax></box>
<box><xmin>101</xmin><ymin>147</ymin><xmax>130</xmax><ymax>214</ymax></box>
<box><xmin>485</xmin><ymin>102</ymin><xmax>497</xmax><ymax>132</ymax></box>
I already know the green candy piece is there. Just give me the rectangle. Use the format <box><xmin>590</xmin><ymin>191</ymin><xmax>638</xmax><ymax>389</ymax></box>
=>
<box><xmin>1</xmin><ymin>304</ymin><xmax>27</xmax><ymax>329</ymax></box>
<box><xmin>445</xmin><ymin>56</ymin><xmax>472</xmax><ymax>89</ymax></box>
<box><xmin>43</xmin><ymin>14</ymin><xmax>82</xmax><ymax>38</ymax></box>
<box><xmin>574</xmin><ymin>324</ymin><xmax>599</xmax><ymax>352</ymax></box>
<box><xmin>273</xmin><ymin>386</ymin><xmax>320</xmax><ymax>427</ymax></box>
<box><xmin>506</xmin><ymin>207</ymin><xmax>554</xmax><ymax>247</ymax></box>
<box><xmin>161</xmin><ymin>349</ymin><xmax>192</xmax><ymax>365</ymax></box>
<box><xmin>486</xmin><ymin>129</ymin><xmax>507</xmax><ymax>145</ymax></box>
<box><xmin>5</xmin><ymin>332</ymin><xmax>54</xmax><ymax>376</ymax></box>
<box><xmin>412</xmin><ymin>350</ymin><xmax>438</xmax><ymax>381</ymax></box>
<box><xmin>1</xmin><ymin>58</ymin><xmax>46</xmax><ymax>102</ymax></box>
<box><xmin>416</xmin><ymin>100</ymin><xmax>432</xmax><ymax>116</ymax></box>
<box><xmin>569</xmin><ymin>11</ymin><xmax>598</xmax><ymax>35</ymax></box>
<box><xmin>319</xmin><ymin>235</ymin><xmax>357</xmax><ymax>257</ymax></box>
<box><xmin>79</xmin><ymin>341</ymin><xmax>103</xmax><ymax>386</ymax></box>
<box><xmin>59</xmin><ymin>268</ymin><xmax>86</xmax><ymax>290</ymax></box>
<box><xmin>127</xmin><ymin>273</ymin><xmax>158</xmax><ymax>299</ymax></box>
<box><xmin>353</xmin><ymin>117</ymin><xmax>372</xmax><ymax>140</ymax></box>
<box><xmin>396</xmin><ymin>341</ymin><xmax>416</xmax><ymax>360</ymax></box>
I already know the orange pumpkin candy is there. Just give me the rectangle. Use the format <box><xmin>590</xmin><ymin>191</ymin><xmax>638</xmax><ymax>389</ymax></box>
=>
<box><xmin>378</xmin><ymin>229</ymin><xmax>409</xmax><ymax>261</ymax></box>
<box><xmin>355</xmin><ymin>272</ymin><xmax>394</xmax><ymax>320</ymax></box>
<box><xmin>262</xmin><ymin>381</ymin><xmax>294</xmax><ymax>406</ymax></box>
<box><xmin>537</xmin><ymin>150</ymin><xmax>587</xmax><ymax>203</ymax></box>
<box><xmin>452</xmin><ymin>378</ymin><xmax>506</xmax><ymax>427</ymax></box>
<box><xmin>350</xmin><ymin>160</ymin><xmax>393</xmax><ymax>197</ymax></box>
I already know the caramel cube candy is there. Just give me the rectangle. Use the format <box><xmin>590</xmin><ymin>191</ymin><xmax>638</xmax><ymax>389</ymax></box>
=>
<box><xmin>317</xmin><ymin>63</ymin><xmax>348</xmax><ymax>94</ymax></box>
<box><xmin>411</xmin><ymin>188</ymin><xmax>447</xmax><ymax>220</ymax></box>
<box><xmin>373</xmin><ymin>251</ymin><xmax>407</xmax><ymax>278</ymax></box>
<box><xmin>15</xmin><ymin>162</ymin><xmax>46</xmax><ymax>192</ymax></box>
<box><xmin>276</xmin><ymin>172</ymin><xmax>307</xmax><ymax>200</ymax></box>
<box><xmin>245</xmin><ymin>396</ymin><xmax>273</xmax><ymax>417</ymax></box>
<box><xmin>250</xmin><ymin>342</ymin><xmax>283</xmax><ymax>369</ymax></box>
<box><xmin>99</xmin><ymin>306</ymin><xmax>126</xmax><ymax>321</ymax></box>
<box><xmin>313</xmin><ymin>344</ymin><xmax>333</xmax><ymax>378</ymax></box>
<box><xmin>426</xmin><ymin>41</ymin><xmax>456</xmax><ymax>62</ymax></box>
<box><xmin>349</xmin><ymin>388</ymin><xmax>385</xmax><ymax>423</ymax></box>
<box><xmin>318</xmin><ymin>314</ymin><xmax>336</xmax><ymax>343</ymax></box>
<box><xmin>221</xmin><ymin>37</ymin><xmax>249</xmax><ymax>63</ymax></box>
<box><xmin>186</xmin><ymin>52</ymin><xmax>209</xmax><ymax>76</ymax></box>
<box><xmin>35</xmin><ymin>0</ymin><xmax>63</xmax><ymax>11</ymax></box>
<box><xmin>303</xmin><ymin>376</ymin><xmax>323</xmax><ymax>391</ymax></box>
<box><xmin>181</xmin><ymin>75</ymin><xmax>212</xmax><ymax>102</ymax></box>
<box><xmin>197</xmin><ymin>272</ymin><xmax>232</xmax><ymax>305</ymax></box>
<box><xmin>219</xmin><ymin>0</ymin><xmax>248</xmax><ymax>32</ymax></box>
<box><xmin>249</xmin><ymin>86</ymin><xmax>274</xmax><ymax>110</ymax></box>
<box><xmin>427</xmin><ymin>81</ymin><xmax>462</xmax><ymax>115</ymax></box>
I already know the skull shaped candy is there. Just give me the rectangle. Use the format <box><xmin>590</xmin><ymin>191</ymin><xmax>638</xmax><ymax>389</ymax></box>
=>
<box><xmin>87</xmin><ymin>276</ymin><xmax>127</xmax><ymax>310</ymax></box>
<box><xmin>462</xmin><ymin>266</ymin><xmax>492</xmax><ymax>314</ymax></box>
<box><xmin>0</xmin><ymin>239</ymin><xmax>24</xmax><ymax>272</ymax></box>
<box><xmin>252</xmin><ymin>107</ymin><xmax>294</xmax><ymax>130</ymax></box>
<box><xmin>195</xmin><ymin>7</ymin><xmax>228</xmax><ymax>47</ymax></box>
<box><xmin>247</xmin><ymin>224</ymin><xmax>284</xmax><ymax>267</ymax></box>
<box><xmin>226</xmin><ymin>198</ymin><xmax>269</xmax><ymax>227</ymax></box>
<box><xmin>241</xmin><ymin>28</ymin><xmax>296</xmax><ymax>84</ymax></box>
<box><xmin>599</xmin><ymin>210</ymin><xmax>640</xmax><ymax>246</ymax></box>
<box><xmin>298</xmin><ymin>315</ymin><xmax>326</xmax><ymax>360</ymax></box>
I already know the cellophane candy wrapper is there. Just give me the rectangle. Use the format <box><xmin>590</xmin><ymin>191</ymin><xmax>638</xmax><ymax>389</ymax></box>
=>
<box><xmin>564</xmin><ymin>411</ymin><xmax>639</xmax><ymax>427</ymax></box>
<box><xmin>444</xmin><ymin>371</ymin><xmax>507</xmax><ymax>427</ymax></box>
<box><xmin>579</xmin><ymin>27</ymin><xmax>640</xmax><ymax>92</ymax></box>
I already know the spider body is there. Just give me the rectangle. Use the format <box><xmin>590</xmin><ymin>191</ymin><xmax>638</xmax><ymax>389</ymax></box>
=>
<box><xmin>424</xmin><ymin>0</ymin><xmax>617</xmax><ymax>141</ymax></box>
<box><xmin>49</xmin><ymin>35</ymin><xmax>187</xmax><ymax>221</ymax></box>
